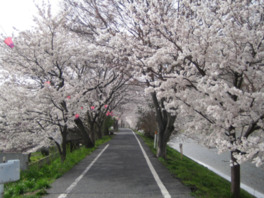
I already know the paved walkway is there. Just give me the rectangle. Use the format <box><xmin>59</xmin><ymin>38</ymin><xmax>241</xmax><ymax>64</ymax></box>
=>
<box><xmin>44</xmin><ymin>128</ymin><xmax>192</xmax><ymax>198</ymax></box>
<box><xmin>168</xmin><ymin>136</ymin><xmax>264</xmax><ymax>198</ymax></box>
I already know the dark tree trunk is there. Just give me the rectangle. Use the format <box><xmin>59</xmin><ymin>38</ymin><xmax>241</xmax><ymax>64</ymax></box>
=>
<box><xmin>151</xmin><ymin>92</ymin><xmax>177</xmax><ymax>159</ymax></box>
<box><xmin>103</xmin><ymin>119</ymin><xmax>109</xmax><ymax>135</ymax></box>
<box><xmin>156</xmin><ymin>113</ymin><xmax>176</xmax><ymax>158</ymax></box>
<box><xmin>52</xmin><ymin>139</ymin><xmax>63</xmax><ymax>162</ymax></box>
<box><xmin>61</xmin><ymin>127</ymin><xmax>67</xmax><ymax>162</ymax></box>
<box><xmin>114</xmin><ymin>119</ymin><xmax>119</xmax><ymax>131</ymax></box>
<box><xmin>97</xmin><ymin>129</ymin><xmax>103</xmax><ymax>139</ymax></box>
<box><xmin>231</xmin><ymin>151</ymin><xmax>240</xmax><ymax>198</ymax></box>
<box><xmin>157</xmin><ymin>133</ymin><xmax>167</xmax><ymax>158</ymax></box>
<box><xmin>74</xmin><ymin>118</ymin><xmax>94</xmax><ymax>148</ymax></box>
<box><xmin>52</xmin><ymin>125</ymin><xmax>67</xmax><ymax>163</ymax></box>
<box><xmin>96</xmin><ymin>122</ymin><xmax>103</xmax><ymax>139</ymax></box>
<box><xmin>86</xmin><ymin>112</ymin><xmax>97</xmax><ymax>145</ymax></box>
<box><xmin>90</xmin><ymin>122</ymin><xmax>96</xmax><ymax>146</ymax></box>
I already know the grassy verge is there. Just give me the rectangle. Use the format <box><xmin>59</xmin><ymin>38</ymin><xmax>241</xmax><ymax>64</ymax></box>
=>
<box><xmin>29</xmin><ymin>147</ymin><xmax>57</xmax><ymax>163</ymax></box>
<box><xmin>29</xmin><ymin>152</ymin><xmax>45</xmax><ymax>163</ymax></box>
<box><xmin>4</xmin><ymin>135</ymin><xmax>112</xmax><ymax>198</ymax></box>
<box><xmin>137</xmin><ymin>132</ymin><xmax>254</xmax><ymax>198</ymax></box>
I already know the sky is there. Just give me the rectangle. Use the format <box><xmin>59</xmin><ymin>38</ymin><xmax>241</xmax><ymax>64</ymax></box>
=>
<box><xmin>0</xmin><ymin>0</ymin><xmax>61</xmax><ymax>36</ymax></box>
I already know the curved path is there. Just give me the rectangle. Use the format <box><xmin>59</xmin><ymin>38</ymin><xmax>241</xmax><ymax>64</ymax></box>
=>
<box><xmin>44</xmin><ymin>128</ymin><xmax>192</xmax><ymax>198</ymax></box>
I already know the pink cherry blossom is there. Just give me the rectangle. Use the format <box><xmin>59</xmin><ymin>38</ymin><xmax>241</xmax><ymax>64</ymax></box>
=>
<box><xmin>75</xmin><ymin>114</ymin><xmax>80</xmax><ymax>119</ymax></box>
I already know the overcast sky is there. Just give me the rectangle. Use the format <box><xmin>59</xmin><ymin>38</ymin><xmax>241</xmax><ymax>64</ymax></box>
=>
<box><xmin>0</xmin><ymin>0</ymin><xmax>61</xmax><ymax>36</ymax></box>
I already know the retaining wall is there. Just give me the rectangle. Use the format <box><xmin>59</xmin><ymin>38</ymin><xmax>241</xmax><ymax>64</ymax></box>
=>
<box><xmin>0</xmin><ymin>153</ymin><xmax>29</xmax><ymax>171</ymax></box>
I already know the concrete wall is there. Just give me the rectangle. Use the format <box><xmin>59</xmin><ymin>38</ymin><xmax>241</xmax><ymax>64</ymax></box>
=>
<box><xmin>0</xmin><ymin>153</ymin><xmax>29</xmax><ymax>171</ymax></box>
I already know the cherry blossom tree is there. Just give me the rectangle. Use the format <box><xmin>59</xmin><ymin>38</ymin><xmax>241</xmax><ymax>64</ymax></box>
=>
<box><xmin>1</xmin><ymin>12</ymin><xmax>78</xmax><ymax>161</ymax></box>
<box><xmin>0</xmin><ymin>82</ymin><xmax>52</xmax><ymax>153</ymax></box>
<box><xmin>0</xmin><ymin>3</ymin><xmax>135</xmax><ymax>161</ymax></box>
<box><xmin>64</xmin><ymin>0</ymin><xmax>264</xmax><ymax>196</ymax></box>
<box><xmin>147</xmin><ymin>1</ymin><xmax>264</xmax><ymax>196</ymax></box>
<box><xmin>80</xmin><ymin>68</ymin><xmax>132</xmax><ymax>144</ymax></box>
<box><xmin>1</xmin><ymin>1</ymin><xmax>262</xmax><ymax>196</ymax></box>
<box><xmin>63</xmin><ymin>0</ymin><xmax>179</xmax><ymax>159</ymax></box>
<box><xmin>0</xmin><ymin>6</ymin><xmax>106</xmax><ymax>160</ymax></box>
<box><xmin>136</xmin><ymin>96</ymin><xmax>158</xmax><ymax>138</ymax></box>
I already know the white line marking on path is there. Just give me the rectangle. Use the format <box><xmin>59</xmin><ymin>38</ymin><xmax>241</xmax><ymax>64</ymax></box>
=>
<box><xmin>132</xmin><ymin>131</ymin><xmax>171</xmax><ymax>198</ymax></box>
<box><xmin>58</xmin><ymin>144</ymin><xmax>109</xmax><ymax>198</ymax></box>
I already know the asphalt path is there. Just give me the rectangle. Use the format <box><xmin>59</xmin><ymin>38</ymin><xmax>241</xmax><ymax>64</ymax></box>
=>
<box><xmin>168</xmin><ymin>136</ymin><xmax>264</xmax><ymax>198</ymax></box>
<box><xmin>44</xmin><ymin>128</ymin><xmax>192</xmax><ymax>198</ymax></box>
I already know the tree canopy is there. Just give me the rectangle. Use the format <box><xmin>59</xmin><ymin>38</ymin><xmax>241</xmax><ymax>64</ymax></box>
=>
<box><xmin>0</xmin><ymin>0</ymin><xmax>263</xmax><ymax>170</ymax></box>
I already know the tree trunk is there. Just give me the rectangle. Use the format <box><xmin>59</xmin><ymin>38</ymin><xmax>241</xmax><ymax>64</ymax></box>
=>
<box><xmin>48</xmin><ymin>136</ymin><xmax>65</xmax><ymax>162</ymax></box>
<box><xmin>90</xmin><ymin>122</ymin><xmax>96</xmax><ymax>146</ymax></box>
<box><xmin>60</xmin><ymin>125</ymin><xmax>67</xmax><ymax>162</ymax></box>
<box><xmin>114</xmin><ymin>119</ymin><xmax>119</xmax><ymax>131</ymax></box>
<box><xmin>74</xmin><ymin>118</ymin><xmax>94</xmax><ymax>148</ymax></box>
<box><xmin>97</xmin><ymin>129</ymin><xmax>103</xmax><ymax>139</ymax></box>
<box><xmin>103</xmin><ymin>119</ymin><xmax>109</xmax><ymax>135</ymax></box>
<box><xmin>96</xmin><ymin>122</ymin><xmax>103</xmax><ymax>139</ymax></box>
<box><xmin>53</xmin><ymin>140</ymin><xmax>63</xmax><ymax>162</ymax></box>
<box><xmin>86</xmin><ymin>111</ymin><xmax>98</xmax><ymax>145</ymax></box>
<box><xmin>151</xmin><ymin>92</ymin><xmax>177</xmax><ymax>159</ymax></box>
<box><xmin>157</xmin><ymin>133</ymin><xmax>167</xmax><ymax>158</ymax></box>
<box><xmin>231</xmin><ymin>152</ymin><xmax>240</xmax><ymax>198</ymax></box>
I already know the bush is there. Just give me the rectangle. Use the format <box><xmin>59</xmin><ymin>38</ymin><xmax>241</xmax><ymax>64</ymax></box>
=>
<box><xmin>136</xmin><ymin>107</ymin><xmax>157</xmax><ymax>138</ymax></box>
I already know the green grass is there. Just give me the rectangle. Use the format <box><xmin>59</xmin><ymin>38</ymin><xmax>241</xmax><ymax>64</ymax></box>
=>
<box><xmin>29</xmin><ymin>152</ymin><xmax>44</xmax><ymax>163</ymax></box>
<box><xmin>29</xmin><ymin>147</ymin><xmax>57</xmax><ymax>163</ymax></box>
<box><xmin>137</xmin><ymin>132</ymin><xmax>254</xmax><ymax>198</ymax></box>
<box><xmin>4</xmin><ymin>135</ymin><xmax>112</xmax><ymax>198</ymax></box>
